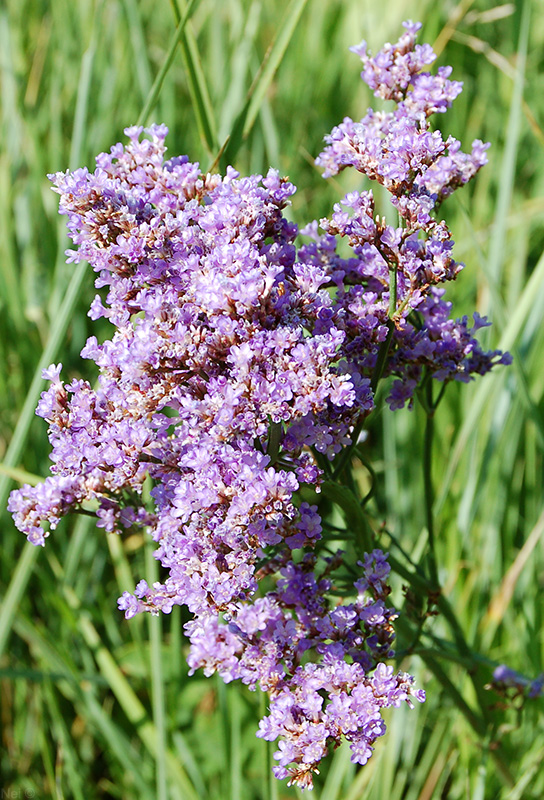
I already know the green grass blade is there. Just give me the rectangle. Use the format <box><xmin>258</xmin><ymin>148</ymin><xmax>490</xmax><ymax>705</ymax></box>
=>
<box><xmin>229</xmin><ymin>691</ymin><xmax>242</xmax><ymax>800</ymax></box>
<box><xmin>106</xmin><ymin>528</ymin><xmax>139</xmax><ymax>601</ymax></box>
<box><xmin>0</xmin><ymin>463</ymin><xmax>43</xmax><ymax>485</ymax></box>
<box><xmin>77</xmin><ymin>608</ymin><xmax>199</xmax><ymax>799</ymax></box>
<box><xmin>68</xmin><ymin>25</ymin><xmax>96</xmax><ymax>171</ymax></box>
<box><xmin>123</xmin><ymin>0</ymin><xmax>153</xmax><ymax>101</ymax></box>
<box><xmin>0</xmin><ymin>543</ymin><xmax>41</xmax><ymax>659</ymax></box>
<box><xmin>486</xmin><ymin>0</ymin><xmax>529</xmax><ymax>289</ymax></box>
<box><xmin>455</xmin><ymin>198</ymin><xmax>544</xmax><ymax>453</ymax></box>
<box><xmin>172</xmin><ymin>731</ymin><xmax>207</xmax><ymax>798</ymax></box>
<box><xmin>0</xmin><ymin>8</ymin><xmax>23</xmax><ymax>161</ymax></box>
<box><xmin>146</xmin><ymin>542</ymin><xmax>168</xmax><ymax>800</ymax></box>
<box><xmin>0</xmin><ymin>260</ymin><xmax>88</xmax><ymax>512</ymax></box>
<box><xmin>63</xmin><ymin>515</ymin><xmax>95</xmax><ymax>586</ymax></box>
<box><xmin>137</xmin><ymin>0</ymin><xmax>200</xmax><ymax>128</ymax></box>
<box><xmin>42</xmin><ymin>680</ymin><xmax>85</xmax><ymax>800</ymax></box>
<box><xmin>170</xmin><ymin>0</ymin><xmax>217</xmax><ymax>154</ymax></box>
<box><xmin>217</xmin><ymin>1</ymin><xmax>261</xmax><ymax>141</ymax></box>
<box><xmin>319</xmin><ymin>743</ymin><xmax>352</xmax><ymax>800</ymax></box>
<box><xmin>0</xmin><ymin>10</ymin><xmax>26</xmax><ymax>330</ymax></box>
<box><xmin>13</xmin><ymin>611</ymin><xmax>151</xmax><ymax>790</ymax></box>
<box><xmin>217</xmin><ymin>0</ymin><xmax>309</xmax><ymax>170</ymax></box>
<box><xmin>436</xmin><ymin>246</ymin><xmax>544</xmax><ymax>512</ymax></box>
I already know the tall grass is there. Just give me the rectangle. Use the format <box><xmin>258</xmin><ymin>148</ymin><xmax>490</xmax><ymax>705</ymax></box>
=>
<box><xmin>1</xmin><ymin>1</ymin><xmax>543</xmax><ymax>797</ymax></box>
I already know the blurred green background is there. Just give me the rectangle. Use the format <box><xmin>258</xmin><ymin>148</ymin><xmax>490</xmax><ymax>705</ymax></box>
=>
<box><xmin>1</xmin><ymin>0</ymin><xmax>543</xmax><ymax>797</ymax></box>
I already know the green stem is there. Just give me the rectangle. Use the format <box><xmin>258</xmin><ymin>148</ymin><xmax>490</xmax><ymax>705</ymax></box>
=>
<box><xmin>145</xmin><ymin>544</ymin><xmax>168</xmax><ymax>800</ymax></box>
<box><xmin>389</xmin><ymin>261</ymin><xmax>398</xmax><ymax>318</ymax></box>
<box><xmin>332</xmin><ymin>319</ymin><xmax>395</xmax><ymax>482</ymax></box>
<box><xmin>266</xmin><ymin>420</ymin><xmax>283</xmax><ymax>465</ymax></box>
<box><xmin>168</xmin><ymin>0</ymin><xmax>217</xmax><ymax>154</ymax></box>
<box><xmin>370</xmin><ymin>319</ymin><xmax>395</xmax><ymax>393</ymax></box>
<box><xmin>137</xmin><ymin>0</ymin><xmax>199</xmax><ymax>128</ymax></box>
<box><xmin>423</xmin><ymin>380</ymin><xmax>439</xmax><ymax>589</ymax></box>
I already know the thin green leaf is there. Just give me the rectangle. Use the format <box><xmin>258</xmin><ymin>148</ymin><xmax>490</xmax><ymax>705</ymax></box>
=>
<box><xmin>0</xmin><ymin>261</ymin><xmax>88</xmax><ymax>512</ymax></box>
<box><xmin>146</xmin><ymin>542</ymin><xmax>168</xmax><ymax>800</ymax></box>
<box><xmin>137</xmin><ymin>0</ymin><xmax>201</xmax><ymax>128</ymax></box>
<box><xmin>169</xmin><ymin>0</ymin><xmax>217</xmax><ymax>153</ymax></box>
<box><xmin>0</xmin><ymin>543</ymin><xmax>41</xmax><ymax>659</ymax></box>
<box><xmin>13</xmin><ymin>612</ymin><xmax>151</xmax><ymax>789</ymax></box>
<box><xmin>217</xmin><ymin>0</ymin><xmax>309</xmax><ymax>170</ymax></box>
<box><xmin>319</xmin><ymin>743</ymin><xmax>352</xmax><ymax>800</ymax></box>
<box><xmin>436</xmin><ymin>246</ymin><xmax>544</xmax><ymax>512</ymax></box>
<box><xmin>76</xmin><ymin>607</ymin><xmax>199</xmax><ymax>800</ymax></box>
<box><xmin>123</xmin><ymin>0</ymin><xmax>153</xmax><ymax>101</ymax></box>
<box><xmin>486</xmin><ymin>1</ymin><xmax>529</xmax><ymax>289</ymax></box>
<box><xmin>0</xmin><ymin>463</ymin><xmax>43</xmax><ymax>485</ymax></box>
<box><xmin>320</xmin><ymin>480</ymin><xmax>373</xmax><ymax>554</ymax></box>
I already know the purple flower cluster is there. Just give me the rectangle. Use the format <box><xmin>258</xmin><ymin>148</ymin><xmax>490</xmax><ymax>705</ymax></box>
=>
<box><xmin>9</xmin><ymin>22</ymin><xmax>509</xmax><ymax>788</ymax></box>
<box><xmin>187</xmin><ymin>550</ymin><xmax>424</xmax><ymax>788</ymax></box>
<box><xmin>491</xmin><ymin>665</ymin><xmax>544</xmax><ymax>700</ymax></box>
<box><xmin>314</xmin><ymin>20</ymin><xmax>510</xmax><ymax>409</ymax></box>
<box><xmin>317</xmin><ymin>20</ymin><xmax>486</xmax><ymax>218</ymax></box>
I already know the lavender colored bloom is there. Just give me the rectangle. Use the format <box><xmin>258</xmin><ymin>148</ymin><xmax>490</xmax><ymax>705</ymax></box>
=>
<box><xmin>188</xmin><ymin>551</ymin><xmax>423</xmax><ymax>789</ymax></box>
<box><xmin>9</xmin><ymin>21</ymin><xmax>511</xmax><ymax>789</ymax></box>
<box><xmin>314</xmin><ymin>23</ymin><xmax>508</xmax><ymax>414</ymax></box>
<box><xmin>491</xmin><ymin>665</ymin><xmax>544</xmax><ymax>700</ymax></box>
<box><xmin>317</xmin><ymin>23</ymin><xmax>488</xmax><ymax>226</ymax></box>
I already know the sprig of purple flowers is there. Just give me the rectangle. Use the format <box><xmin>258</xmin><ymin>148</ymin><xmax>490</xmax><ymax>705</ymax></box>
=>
<box><xmin>9</xmin><ymin>21</ymin><xmax>511</xmax><ymax>788</ymax></box>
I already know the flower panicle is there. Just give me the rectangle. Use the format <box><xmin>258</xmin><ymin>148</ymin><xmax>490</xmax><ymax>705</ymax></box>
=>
<box><xmin>8</xmin><ymin>22</ymin><xmax>510</xmax><ymax>789</ymax></box>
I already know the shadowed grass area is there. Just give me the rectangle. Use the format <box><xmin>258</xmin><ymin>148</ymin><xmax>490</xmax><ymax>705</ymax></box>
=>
<box><xmin>1</xmin><ymin>1</ymin><xmax>543</xmax><ymax>797</ymax></box>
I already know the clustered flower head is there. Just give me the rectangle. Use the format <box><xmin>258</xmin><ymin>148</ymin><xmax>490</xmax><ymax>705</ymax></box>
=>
<box><xmin>491</xmin><ymin>665</ymin><xmax>544</xmax><ymax>700</ymax></box>
<box><xmin>9</xmin><ymin>22</ymin><xmax>510</xmax><ymax>788</ymax></box>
